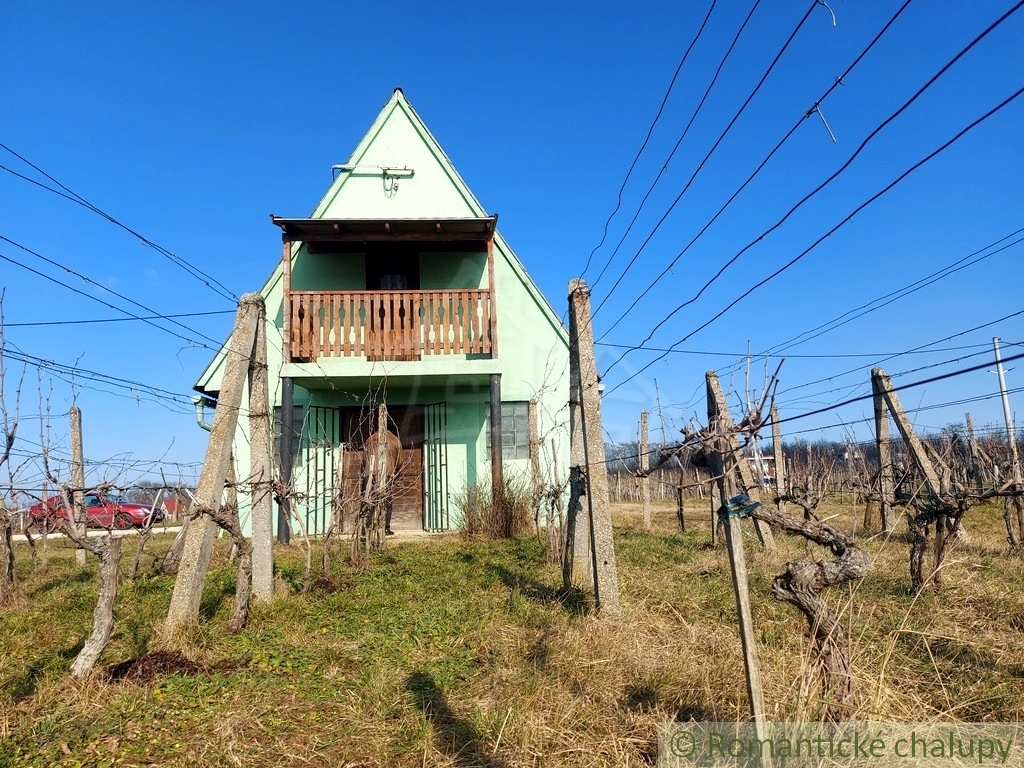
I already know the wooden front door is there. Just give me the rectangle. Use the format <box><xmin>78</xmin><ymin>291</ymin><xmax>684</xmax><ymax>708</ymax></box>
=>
<box><xmin>342</xmin><ymin>406</ymin><xmax>424</xmax><ymax>531</ymax></box>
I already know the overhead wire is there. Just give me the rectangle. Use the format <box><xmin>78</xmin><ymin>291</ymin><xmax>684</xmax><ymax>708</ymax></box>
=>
<box><xmin>1</xmin><ymin>346</ymin><xmax>195</xmax><ymax>412</ymax></box>
<box><xmin>589</xmin><ymin>0</ymin><xmax>823</xmax><ymax>313</ymax></box>
<box><xmin>771</xmin><ymin>307</ymin><xmax>1024</xmax><ymax>402</ymax></box>
<box><xmin>0</xmin><ymin>235</ymin><xmax>224</xmax><ymax>351</ymax></box>
<box><xmin>4</xmin><ymin>309</ymin><xmax>235</xmax><ymax>328</ymax></box>
<box><xmin>602</xmin><ymin>0</ymin><xmax>1023</xmax><ymax>360</ymax></box>
<box><xmin>589</xmin><ymin>0</ymin><xmax>761</xmax><ymax>290</ymax></box>
<box><xmin>596</xmin><ymin>0</ymin><xmax>915</xmax><ymax>340</ymax></box>
<box><xmin>762</xmin><ymin>226</ymin><xmax>1024</xmax><ymax>356</ymax></box>
<box><xmin>579</xmin><ymin>0</ymin><xmax>719</xmax><ymax>282</ymax></box>
<box><xmin>604</xmin><ymin>80</ymin><xmax>1024</xmax><ymax>395</ymax></box>
<box><xmin>0</xmin><ymin>142</ymin><xmax>239</xmax><ymax>303</ymax></box>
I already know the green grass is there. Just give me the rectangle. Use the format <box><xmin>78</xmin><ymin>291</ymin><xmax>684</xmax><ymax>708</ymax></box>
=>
<box><xmin>3</xmin><ymin>500</ymin><xmax>1024</xmax><ymax>766</ymax></box>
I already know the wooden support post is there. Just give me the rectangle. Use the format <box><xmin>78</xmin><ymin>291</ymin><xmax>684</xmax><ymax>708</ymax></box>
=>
<box><xmin>872</xmin><ymin>369</ymin><xmax>942</xmax><ymax>498</ymax></box>
<box><xmin>489</xmin><ymin>374</ymin><xmax>504</xmax><ymax>512</ymax></box>
<box><xmin>372</xmin><ymin>404</ymin><xmax>389</xmax><ymax>548</ymax></box>
<box><xmin>640</xmin><ymin>410</ymin><xmax>651</xmax><ymax>530</ymax></box>
<box><xmin>486</xmin><ymin>235</ymin><xmax>498</xmax><ymax>359</ymax></box>
<box><xmin>965</xmin><ymin>412</ymin><xmax>982</xmax><ymax>492</ymax></box>
<box><xmin>872</xmin><ymin>374</ymin><xmax>896</xmax><ymax>533</ymax></box>
<box><xmin>770</xmin><ymin>405</ymin><xmax>786</xmax><ymax>517</ymax></box>
<box><xmin>706</xmin><ymin>373</ymin><xmax>774</xmax><ymax>550</ymax></box>
<box><xmin>282</xmin><ymin>239</ymin><xmax>292</xmax><ymax>360</ymax></box>
<box><xmin>710</xmin><ymin>475</ymin><xmax>721</xmax><ymax>546</ymax></box>
<box><xmin>706</xmin><ymin>371</ymin><xmax>770</xmax><ymax>754</ymax></box>
<box><xmin>528</xmin><ymin>399</ymin><xmax>541</xmax><ymax>504</ymax></box>
<box><xmin>249</xmin><ymin>306</ymin><xmax>274</xmax><ymax>603</ymax></box>
<box><xmin>676</xmin><ymin>467</ymin><xmax>685</xmax><ymax>532</ymax></box>
<box><xmin>165</xmin><ymin>294</ymin><xmax>262</xmax><ymax>634</ymax></box>
<box><xmin>565</xmin><ymin>279</ymin><xmax>620</xmax><ymax>617</ymax></box>
<box><xmin>278</xmin><ymin>377</ymin><xmax>294</xmax><ymax>545</ymax></box>
<box><xmin>564</xmin><ymin>333</ymin><xmax>593</xmax><ymax>590</ymax></box>
<box><xmin>874</xmin><ymin>368</ymin><xmax>953</xmax><ymax>585</ymax></box>
<box><xmin>70</xmin><ymin>405</ymin><xmax>86</xmax><ymax>566</ymax></box>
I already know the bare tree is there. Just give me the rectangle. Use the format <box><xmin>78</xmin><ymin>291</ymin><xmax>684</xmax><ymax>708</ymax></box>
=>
<box><xmin>0</xmin><ymin>293</ymin><xmax>25</xmax><ymax>606</ymax></box>
<box><xmin>350</xmin><ymin>404</ymin><xmax>401</xmax><ymax>566</ymax></box>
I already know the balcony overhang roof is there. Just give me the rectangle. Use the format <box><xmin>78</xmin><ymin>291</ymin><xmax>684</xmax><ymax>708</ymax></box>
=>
<box><xmin>271</xmin><ymin>215</ymin><xmax>498</xmax><ymax>245</ymax></box>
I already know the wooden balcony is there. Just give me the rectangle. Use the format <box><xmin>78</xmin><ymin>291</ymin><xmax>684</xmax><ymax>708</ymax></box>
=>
<box><xmin>288</xmin><ymin>290</ymin><xmax>495</xmax><ymax>362</ymax></box>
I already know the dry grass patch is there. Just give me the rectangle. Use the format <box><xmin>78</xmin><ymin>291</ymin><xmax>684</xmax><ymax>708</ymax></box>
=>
<box><xmin>2</xmin><ymin>499</ymin><xmax>1023</xmax><ymax>766</ymax></box>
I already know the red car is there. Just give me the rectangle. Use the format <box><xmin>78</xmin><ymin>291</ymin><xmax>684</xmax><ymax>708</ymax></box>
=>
<box><xmin>28</xmin><ymin>493</ymin><xmax>164</xmax><ymax>532</ymax></box>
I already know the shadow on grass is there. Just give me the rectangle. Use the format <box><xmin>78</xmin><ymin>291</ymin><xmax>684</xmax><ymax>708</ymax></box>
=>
<box><xmin>406</xmin><ymin>671</ymin><xmax>507</xmax><ymax>768</ymax></box>
<box><xmin>622</xmin><ymin>681</ymin><xmax>717</xmax><ymax>722</ymax></box>
<box><xmin>28</xmin><ymin>568</ymin><xmax>93</xmax><ymax>598</ymax></box>
<box><xmin>199</xmin><ymin>578</ymin><xmax>235</xmax><ymax>622</ymax></box>
<box><xmin>8</xmin><ymin>639</ymin><xmax>83</xmax><ymax>701</ymax></box>
<box><xmin>489</xmin><ymin>563</ymin><xmax>590</xmax><ymax>615</ymax></box>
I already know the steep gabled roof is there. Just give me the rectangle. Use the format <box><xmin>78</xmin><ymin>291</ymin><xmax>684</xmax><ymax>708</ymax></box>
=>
<box><xmin>195</xmin><ymin>89</ymin><xmax>566</xmax><ymax>396</ymax></box>
<box><xmin>311</xmin><ymin>88</ymin><xmax>485</xmax><ymax>220</ymax></box>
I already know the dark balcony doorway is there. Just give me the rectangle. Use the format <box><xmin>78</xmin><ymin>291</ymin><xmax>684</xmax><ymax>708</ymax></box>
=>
<box><xmin>366</xmin><ymin>246</ymin><xmax>420</xmax><ymax>291</ymax></box>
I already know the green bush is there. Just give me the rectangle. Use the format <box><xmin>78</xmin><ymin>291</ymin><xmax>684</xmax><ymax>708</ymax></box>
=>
<box><xmin>454</xmin><ymin>475</ymin><xmax>534</xmax><ymax>539</ymax></box>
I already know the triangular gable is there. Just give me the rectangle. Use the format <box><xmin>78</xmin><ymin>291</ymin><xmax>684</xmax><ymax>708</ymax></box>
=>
<box><xmin>312</xmin><ymin>89</ymin><xmax>481</xmax><ymax>220</ymax></box>
<box><xmin>194</xmin><ymin>89</ymin><xmax>566</xmax><ymax>396</ymax></box>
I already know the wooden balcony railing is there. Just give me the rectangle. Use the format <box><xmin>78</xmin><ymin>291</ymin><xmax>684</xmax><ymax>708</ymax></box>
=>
<box><xmin>288</xmin><ymin>290</ymin><xmax>495</xmax><ymax>362</ymax></box>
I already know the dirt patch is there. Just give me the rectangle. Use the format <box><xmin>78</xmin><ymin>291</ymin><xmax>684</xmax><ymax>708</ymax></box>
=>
<box><xmin>104</xmin><ymin>651</ymin><xmax>203</xmax><ymax>682</ymax></box>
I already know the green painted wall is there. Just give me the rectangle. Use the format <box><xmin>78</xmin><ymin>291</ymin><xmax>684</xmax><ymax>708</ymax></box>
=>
<box><xmin>420</xmin><ymin>251</ymin><xmax>487</xmax><ymax>290</ymax></box>
<box><xmin>290</xmin><ymin>246</ymin><xmax>366</xmax><ymax>291</ymax></box>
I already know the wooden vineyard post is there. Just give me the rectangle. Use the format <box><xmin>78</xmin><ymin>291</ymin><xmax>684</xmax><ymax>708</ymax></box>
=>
<box><xmin>710</xmin><ymin>477</ymin><xmax>721</xmax><ymax>546</ymax></box>
<box><xmin>249</xmin><ymin>312</ymin><xmax>274</xmax><ymax>603</ymax></box>
<box><xmin>165</xmin><ymin>294</ymin><xmax>263</xmax><ymax>634</ymax></box>
<box><xmin>873</xmin><ymin>368</ymin><xmax>951</xmax><ymax>588</ymax></box>
<box><xmin>564</xmin><ymin>279</ymin><xmax>620</xmax><ymax>617</ymax></box>
<box><xmin>640</xmin><ymin>410</ymin><xmax>651</xmax><ymax>530</ymax></box>
<box><xmin>372</xmin><ymin>404</ymin><xmax>389</xmax><ymax>549</ymax></box>
<box><xmin>706</xmin><ymin>371</ymin><xmax>771</xmax><ymax>755</ymax></box>
<box><xmin>706</xmin><ymin>373</ymin><xmax>774</xmax><ymax>550</ymax></box>
<box><xmin>872</xmin><ymin>370</ymin><xmax>943</xmax><ymax>498</ymax></box>
<box><xmin>770</xmin><ymin>405</ymin><xmax>786</xmax><ymax>516</ymax></box>
<box><xmin>70</xmin><ymin>406</ymin><xmax>86</xmax><ymax>566</ymax></box>
<box><xmin>871</xmin><ymin>374</ymin><xmax>896</xmax><ymax>533</ymax></box>
<box><xmin>965</xmin><ymin>412</ymin><xmax>983</xmax><ymax>493</ymax></box>
<box><xmin>676</xmin><ymin>466</ymin><xmax>685</xmax><ymax>533</ymax></box>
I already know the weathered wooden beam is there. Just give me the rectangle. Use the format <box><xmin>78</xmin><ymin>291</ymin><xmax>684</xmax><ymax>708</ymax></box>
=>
<box><xmin>165</xmin><ymin>294</ymin><xmax>263</xmax><ymax>634</ymax></box>
<box><xmin>249</xmin><ymin>305</ymin><xmax>274</xmax><ymax>603</ymax></box>
<box><xmin>489</xmin><ymin>374</ymin><xmax>504</xmax><ymax>514</ymax></box>
<box><xmin>486</xmin><ymin>236</ymin><xmax>498</xmax><ymax>359</ymax></box>
<box><xmin>565</xmin><ymin>279</ymin><xmax>620</xmax><ymax>617</ymax></box>
<box><xmin>282</xmin><ymin>239</ymin><xmax>292</xmax><ymax>362</ymax></box>
<box><xmin>872</xmin><ymin>368</ymin><xmax>942</xmax><ymax>498</ymax></box>
<box><xmin>706</xmin><ymin>372</ymin><xmax>774</xmax><ymax>550</ymax></box>
<box><xmin>706</xmin><ymin>371</ymin><xmax>771</xmax><ymax>756</ymax></box>
<box><xmin>872</xmin><ymin>375</ymin><xmax>895</xmax><ymax>532</ymax></box>
<box><xmin>70</xmin><ymin>406</ymin><xmax>86</xmax><ymax>567</ymax></box>
<box><xmin>771</xmin><ymin>405</ymin><xmax>786</xmax><ymax>517</ymax></box>
<box><xmin>640</xmin><ymin>410</ymin><xmax>651</xmax><ymax>530</ymax></box>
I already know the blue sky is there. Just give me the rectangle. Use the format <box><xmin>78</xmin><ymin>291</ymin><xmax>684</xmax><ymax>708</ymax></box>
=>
<box><xmin>2</xmin><ymin>1</ymin><xmax>1022</xmax><ymax>493</ymax></box>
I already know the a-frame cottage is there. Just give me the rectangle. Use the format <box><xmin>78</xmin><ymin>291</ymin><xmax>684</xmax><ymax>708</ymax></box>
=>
<box><xmin>194</xmin><ymin>89</ymin><xmax>569</xmax><ymax>535</ymax></box>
